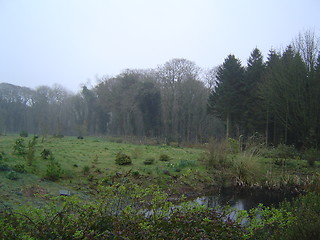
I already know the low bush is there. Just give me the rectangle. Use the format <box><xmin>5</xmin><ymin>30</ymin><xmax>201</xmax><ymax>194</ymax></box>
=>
<box><xmin>40</xmin><ymin>148</ymin><xmax>52</xmax><ymax>160</ymax></box>
<box><xmin>303</xmin><ymin>148</ymin><xmax>319</xmax><ymax>167</ymax></box>
<box><xmin>159</xmin><ymin>153</ymin><xmax>170</xmax><ymax>162</ymax></box>
<box><xmin>82</xmin><ymin>165</ymin><xmax>90</xmax><ymax>175</ymax></box>
<box><xmin>115</xmin><ymin>152</ymin><xmax>132</xmax><ymax>165</ymax></box>
<box><xmin>19</xmin><ymin>131</ymin><xmax>28</xmax><ymax>137</ymax></box>
<box><xmin>143</xmin><ymin>158</ymin><xmax>155</xmax><ymax>165</ymax></box>
<box><xmin>44</xmin><ymin>155</ymin><xmax>63</xmax><ymax>181</ymax></box>
<box><xmin>6</xmin><ymin>171</ymin><xmax>18</xmax><ymax>180</ymax></box>
<box><xmin>201</xmin><ymin>139</ymin><xmax>228</xmax><ymax>169</ymax></box>
<box><xmin>276</xmin><ymin>192</ymin><xmax>320</xmax><ymax>240</ymax></box>
<box><xmin>12</xmin><ymin>164</ymin><xmax>26</xmax><ymax>173</ymax></box>
<box><xmin>13</xmin><ymin>138</ymin><xmax>26</xmax><ymax>156</ymax></box>
<box><xmin>0</xmin><ymin>163</ymin><xmax>11</xmax><ymax>171</ymax></box>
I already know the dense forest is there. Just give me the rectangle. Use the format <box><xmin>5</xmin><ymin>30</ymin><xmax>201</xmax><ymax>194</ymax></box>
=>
<box><xmin>1</xmin><ymin>31</ymin><xmax>319</xmax><ymax>148</ymax></box>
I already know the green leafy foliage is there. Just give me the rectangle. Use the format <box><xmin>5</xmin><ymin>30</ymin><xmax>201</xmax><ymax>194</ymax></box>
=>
<box><xmin>44</xmin><ymin>154</ymin><xmax>63</xmax><ymax>181</ymax></box>
<box><xmin>6</xmin><ymin>170</ymin><xmax>19</xmax><ymax>180</ymax></box>
<box><xmin>12</xmin><ymin>164</ymin><xmax>26</xmax><ymax>173</ymax></box>
<box><xmin>0</xmin><ymin>163</ymin><xmax>11</xmax><ymax>171</ymax></box>
<box><xmin>0</xmin><ymin>183</ymin><xmax>245</xmax><ymax>239</ymax></box>
<box><xmin>40</xmin><ymin>148</ymin><xmax>52</xmax><ymax>160</ymax></box>
<box><xmin>115</xmin><ymin>152</ymin><xmax>132</xmax><ymax>165</ymax></box>
<box><xmin>13</xmin><ymin>138</ymin><xmax>27</xmax><ymax>156</ymax></box>
<box><xmin>277</xmin><ymin>192</ymin><xmax>320</xmax><ymax>240</ymax></box>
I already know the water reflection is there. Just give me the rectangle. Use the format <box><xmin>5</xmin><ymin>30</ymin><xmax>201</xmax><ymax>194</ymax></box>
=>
<box><xmin>195</xmin><ymin>189</ymin><xmax>295</xmax><ymax>211</ymax></box>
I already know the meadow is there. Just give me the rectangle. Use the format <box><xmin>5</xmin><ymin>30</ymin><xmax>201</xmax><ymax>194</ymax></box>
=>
<box><xmin>1</xmin><ymin>134</ymin><xmax>320</xmax><ymax>239</ymax></box>
<box><xmin>1</xmin><ymin>134</ymin><xmax>319</xmax><ymax>208</ymax></box>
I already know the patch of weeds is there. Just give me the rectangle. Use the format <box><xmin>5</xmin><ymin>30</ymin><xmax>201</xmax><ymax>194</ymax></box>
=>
<box><xmin>82</xmin><ymin>165</ymin><xmax>90</xmax><ymax>175</ymax></box>
<box><xmin>6</xmin><ymin>171</ymin><xmax>18</xmax><ymax>180</ymax></box>
<box><xmin>0</xmin><ymin>163</ymin><xmax>11</xmax><ymax>171</ymax></box>
<box><xmin>44</xmin><ymin>154</ymin><xmax>63</xmax><ymax>181</ymax></box>
<box><xmin>159</xmin><ymin>153</ymin><xmax>170</xmax><ymax>162</ymax></box>
<box><xmin>19</xmin><ymin>131</ymin><xmax>28</xmax><ymax>138</ymax></box>
<box><xmin>92</xmin><ymin>155</ymin><xmax>99</xmax><ymax>164</ymax></box>
<box><xmin>143</xmin><ymin>158</ymin><xmax>155</xmax><ymax>165</ymax></box>
<box><xmin>26</xmin><ymin>136</ymin><xmax>37</xmax><ymax>166</ymax></box>
<box><xmin>0</xmin><ymin>151</ymin><xmax>4</xmax><ymax>161</ymax></box>
<box><xmin>131</xmin><ymin>147</ymin><xmax>143</xmax><ymax>159</ymax></box>
<box><xmin>303</xmin><ymin>148</ymin><xmax>319</xmax><ymax>167</ymax></box>
<box><xmin>132</xmin><ymin>170</ymin><xmax>140</xmax><ymax>178</ymax></box>
<box><xmin>177</xmin><ymin>159</ymin><xmax>196</xmax><ymax>168</ymax></box>
<box><xmin>115</xmin><ymin>152</ymin><xmax>132</xmax><ymax>165</ymax></box>
<box><xmin>40</xmin><ymin>149</ymin><xmax>52</xmax><ymax>160</ymax></box>
<box><xmin>12</xmin><ymin>164</ymin><xmax>26</xmax><ymax>173</ymax></box>
<box><xmin>200</xmin><ymin>139</ymin><xmax>228</xmax><ymax>169</ymax></box>
<box><xmin>13</xmin><ymin>138</ymin><xmax>27</xmax><ymax>156</ymax></box>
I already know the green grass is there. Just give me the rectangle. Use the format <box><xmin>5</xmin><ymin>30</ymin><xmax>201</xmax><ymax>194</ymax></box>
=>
<box><xmin>0</xmin><ymin>135</ymin><xmax>207</xmax><ymax>206</ymax></box>
<box><xmin>1</xmin><ymin>134</ymin><xmax>320</xmax><ymax>208</ymax></box>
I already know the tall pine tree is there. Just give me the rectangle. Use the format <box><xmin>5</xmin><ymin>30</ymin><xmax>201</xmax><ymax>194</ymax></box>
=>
<box><xmin>243</xmin><ymin>48</ymin><xmax>266</xmax><ymax>136</ymax></box>
<box><xmin>208</xmin><ymin>54</ymin><xmax>245</xmax><ymax>138</ymax></box>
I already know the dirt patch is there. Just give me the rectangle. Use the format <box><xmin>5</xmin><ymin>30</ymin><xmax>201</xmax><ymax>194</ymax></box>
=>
<box><xmin>22</xmin><ymin>185</ymin><xmax>48</xmax><ymax>198</ymax></box>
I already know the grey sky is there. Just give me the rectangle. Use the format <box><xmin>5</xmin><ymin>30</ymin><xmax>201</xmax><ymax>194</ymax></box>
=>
<box><xmin>1</xmin><ymin>0</ymin><xmax>319</xmax><ymax>92</ymax></box>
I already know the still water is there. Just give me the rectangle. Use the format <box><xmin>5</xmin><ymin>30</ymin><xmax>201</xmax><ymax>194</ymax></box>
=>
<box><xmin>194</xmin><ymin>188</ymin><xmax>296</xmax><ymax>211</ymax></box>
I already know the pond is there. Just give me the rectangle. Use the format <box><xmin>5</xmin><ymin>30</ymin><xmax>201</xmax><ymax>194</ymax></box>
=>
<box><xmin>194</xmin><ymin>188</ymin><xmax>297</xmax><ymax>211</ymax></box>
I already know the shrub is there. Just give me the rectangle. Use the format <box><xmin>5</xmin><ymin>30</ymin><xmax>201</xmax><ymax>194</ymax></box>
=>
<box><xmin>44</xmin><ymin>155</ymin><xmax>63</xmax><ymax>181</ymax></box>
<box><xmin>201</xmin><ymin>139</ymin><xmax>228</xmax><ymax>169</ymax></box>
<box><xmin>12</xmin><ymin>164</ymin><xmax>26</xmax><ymax>173</ymax></box>
<box><xmin>115</xmin><ymin>152</ymin><xmax>132</xmax><ymax>165</ymax></box>
<box><xmin>178</xmin><ymin>159</ymin><xmax>196</xmax><ymax>168</ymax></box>
<box><xmin>19</xmin><ymin>131</ymin><xmax>28</xmax><ymax>137</ymax></box>
<box><xmin>278</xmin><ymin>192</ymin><xmax>320</xmax><ymax>240</ymax></box>
<box><xmin>132</xmin><ymin>170</ymin><xmax>140</xmax><ymax>177</ymax></box>
<box><xmin>274</xmin><ymin>144</ymin><xmax>297</xmax><ymax>159</ymax></box>
<box><xmin>13</xmin><ymin>138</ymin><xmax>26</xmax><ymax>156</ymax></box>
<box><xmin>26</xmin><ymin>136</ymin><xmax>37</xmax><ymax>166</ymax></box>
<box><xmin>6</xmin><ymin>171</ymin><xmax>18</xmax><ymax>180</ymax></box>
<box><xmin>227</xmin><ymin>138</ymin><xmax>240</xmax><ymax>154</ymax></box>
<box><xmin>40</xmin><ymin>149</ymin><xmax>52</xmax><ymax>160</ymax></box>
<box><xmin>230</xmin><ymin>154</ymin><xmax>262</xmax><ymax>186</ymax></box>
<box><xmin>143</xmin><ymin>158</ymin><xmax>155</xmax><ymax>165</ymax></box>
<box><xmin>159</xmin><ymin>153</ymin><xmax>170</xmax><ymax>162</ymax></box>
<box><xmin>303</xmin><ymin>148</ymin><xmax>319</xmax><ymax>167</ymax></box>
<box><xmin>0</xmin><ymin>163</ymin><xmax>11</xmax><ymax>171</ymax></box>
<box><xmin>82</xmin><ymin>165</ymin><xmax>90</xmax><ymax>175</ymax></box>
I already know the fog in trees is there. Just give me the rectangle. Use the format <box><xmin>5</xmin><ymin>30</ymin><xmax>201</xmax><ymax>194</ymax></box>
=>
<box><xmin>1</xmin><ymin>31</ymin><xmax>319</xmax><ymax>147</ymax></box>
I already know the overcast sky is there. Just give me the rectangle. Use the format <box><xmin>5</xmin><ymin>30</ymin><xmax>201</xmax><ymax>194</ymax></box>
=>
<box><xmin>1</xmin><ymin>0</ymin><xmax>320</xmax><ymax>92</ymax></box>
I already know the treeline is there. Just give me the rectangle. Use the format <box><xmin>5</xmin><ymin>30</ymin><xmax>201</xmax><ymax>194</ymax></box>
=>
<box><xmin>208</xmin><ymin>31</ymin><xmax>320</xmax><ymax>148</ymax></box>
<box><xmin>0</xmin><ymin>59</ymin><xmax>222</xmax><ymax>142</ymax></box>
<box><xmin>1</xmin><ymin>31</ymin><xmax>319</xmax><ymax>147</ymax></box>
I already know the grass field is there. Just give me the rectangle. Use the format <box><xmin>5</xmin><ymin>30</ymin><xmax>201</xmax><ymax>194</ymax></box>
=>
<box><xmin>1</xmin><ymin>134</ymin><xmax>319</xmax><ymax>208</ymax></box>
<box><xmin>0</xmin><ymin>135</ymin><xmax>210</xmax><ymax>207</ymax></box>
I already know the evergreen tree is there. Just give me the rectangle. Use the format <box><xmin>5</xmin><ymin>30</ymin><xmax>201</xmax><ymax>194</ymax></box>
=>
<box><xmin>208</xmin><ymin>54</ymin><xmax>245</xmax><ymax>138</ymax></box>
<box><xmin>243</xmin><ymin>48</ymin><xmax>266</xmax><ymax>135</ymax></box>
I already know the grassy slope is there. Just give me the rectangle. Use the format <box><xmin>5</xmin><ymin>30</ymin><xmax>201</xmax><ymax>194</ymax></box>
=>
<box><xmin>0</xmin><ymin>135</ymin><xmax>209</xmax><ymax>207</ymax></box>
<box><xmin>1</xmin><ymin>135</ymin><xmax>319</xmax><ymax>208</ymax></box>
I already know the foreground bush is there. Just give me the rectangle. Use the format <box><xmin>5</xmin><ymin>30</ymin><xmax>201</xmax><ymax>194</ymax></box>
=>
<box><xmin>0</xmin><ymin>183</ymin><xmax>299</xmax><ymax>240</ymax></box>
